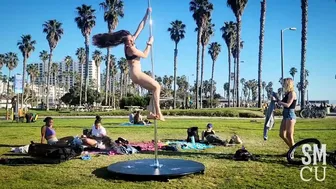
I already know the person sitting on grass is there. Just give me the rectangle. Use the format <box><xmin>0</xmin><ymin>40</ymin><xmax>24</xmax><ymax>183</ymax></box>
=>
<box><xmin>40</xmin><ymin>117</ymin><xmax>74</xmax><ymax>145</ymax></box>
<box><xmin>134</xmin><ymin>111</ymin><xmax>151</xmax><ymax>125</ymax></box>
<box><xmin>82</xmin><ymin>116</ymin><xmax>108</xmax><ymax>149</ymax></box>
<box><xmin>201</xmin><ymin>123</ymin><xmax>227</xmax><ymax>145</ymax></box>
<box><xmin>129</xmin><ymin>111</ymin><xmax>136</xmax><ymax>124</ymax></box>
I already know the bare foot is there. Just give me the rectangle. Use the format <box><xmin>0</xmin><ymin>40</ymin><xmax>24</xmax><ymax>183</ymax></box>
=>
<box><xmin>147</xmin><ymin>112</ymin><xmax>159</xmax><ymax>119</ymax></box>
<box><xmin>157</xmin><ymin>113</ymin><xmax>165</xmax><ymax>121</ymax></box>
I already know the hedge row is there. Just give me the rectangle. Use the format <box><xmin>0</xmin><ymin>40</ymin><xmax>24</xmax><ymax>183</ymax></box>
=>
<box><xmin>10</xmin><ymin>108</ymin><xmax>266</xmax><ymax>118</ymax></box>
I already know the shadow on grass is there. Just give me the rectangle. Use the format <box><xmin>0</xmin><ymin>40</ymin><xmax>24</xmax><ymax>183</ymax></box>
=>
<box><xmin>138</xmin><ymin>150</ymin><xmax>299</xmax><ymax>168</ymax></box>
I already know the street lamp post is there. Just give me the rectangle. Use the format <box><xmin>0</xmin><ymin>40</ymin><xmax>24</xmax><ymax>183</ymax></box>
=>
<box><xmin>281</xmin><ymin>27</ymin><xmax>296</xmax><ymax>98</ymax></box>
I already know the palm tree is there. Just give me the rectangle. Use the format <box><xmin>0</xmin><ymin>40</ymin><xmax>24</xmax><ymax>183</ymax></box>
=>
<box><xmin>221</xmin><ymin>21</ymin><xmax>236</xmax><ymax>107</ymax></box>
<box><xmin>75</xmin><ymin>4</ymin><xmax>96</xmax><ymax>103</ymax></box>
<box><xmin>43</xmin><ymin>20</ymin><xmax>64</xmax><ymax>110</ymax></box>
<box><xmin>51</xmin><ymin>63</ymin><xmax>59</xmax><ymax>102</ymax></box>
<box><xmin>92</xmin><ymin>50</ymin><xmax>103</xmax><ymax>102</ymax></box>
<box><xmin>107</xmin><ymin>55</ymin><xmax>117</xmax><ymax>108</ymax></box>
<box><xmin>39</xmin><ymin>50</ymin><xmax>49</xmax><ymax>106</ymax></box>
<box><xmin>76</xmin><ymin>47</ymin><xmax>86</xmax><ymax>106</ymax></box>
<box><xmin>118</xmin><ymin>57</ymin><xmax>127</xmax><ymax>99</ymax></box>
<box><xmin>17</xmin><ymin>34</ymin><xmax>36</xmax><ymax>108</ymax></box>
<box><xmin>189</xmin><ymin>0</ymin><xmax>213</xmax><ymax>109</ymax></box>
<box><xmin>26</xmin><ymin>64</ymin><xmax>39</xmax><ymax>105</ymax></box>
<box><xmin>300</xmin><ymin>0</ymin><xmax>307</xmax><ymax>109</ymax></box>
<box><xmin>100</xmin><ymin>0</ymin><xmax>124</xmax><ymax>105</ymax></box>
<box><xmin>231</xmin><ymin>40</ymin><xmax>244</xmax><ymax>106</ymax></box>
<box><xmin>227</xmin><ymin>0</ymin><xmax>248</xmax><ymax>107</ymax></box>
<box><xmin>262</xmin><ymin>81</ymin><xmax>266</xmax><ymax>102</ymax></box>
<box><xmin>223</xmin><ymin>82</ymin><xmax>229</xmax><ymax>99</ymax></box>
<box><xmin>289</xmin><ymin>67</ymin><xmax>297</xmax><ymax>81</ymax></box>
<box><xmin>198</xmin><ymin>18</ymin><xmax>214</xmax><ymax>108</ymax></box>
<box><xmin>258</xmin><ymin>0</ymin><xmax>266</xmax><ymax>108</ymax></box>
<box><xmin>168</xmin><ymin>20</ymin><xmax>186</xmax><ymax>109</ymax></box>
<box><xmin>5</xmin><ymin>52</ymin><xmax>19</xmax><ymax>119</ymax></box>
<box><xmin>64</xmin><ymin>56</ymin><xmax>73</xmax><ymax>90</ymax></box>
<box><xmin>208</xmin><ymin>42</ymin><xmax>221</xmax><ymax>108</ymax></box>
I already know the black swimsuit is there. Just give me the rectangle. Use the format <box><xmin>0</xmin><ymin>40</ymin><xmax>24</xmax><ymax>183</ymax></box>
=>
<box><xmin>125</xmin><ymin>46</ymin><xmax>138</xmax><ymax>60</ymax></box>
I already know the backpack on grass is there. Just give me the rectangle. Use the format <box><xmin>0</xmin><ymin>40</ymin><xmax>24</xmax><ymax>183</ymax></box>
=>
<box><xmin>28</xmin><ymin>143</ymin><xmax>82</xmax><ymax>164</ymax></box>
<box><xmin>186</xmin><ymin>127</ymin><xmax>200</xmax><ymax>142</ymax></box>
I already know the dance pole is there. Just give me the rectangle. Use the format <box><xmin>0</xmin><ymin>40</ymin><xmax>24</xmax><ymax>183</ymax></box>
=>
<box><xmin>148</xmin><ymin>0</ymin><xmax>160</xmax><ymax>168</ymax></box>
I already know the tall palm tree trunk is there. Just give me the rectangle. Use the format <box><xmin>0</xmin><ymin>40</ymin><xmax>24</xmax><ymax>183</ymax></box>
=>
<box><xmin>195</xmin><ymin>28</ymin><xmax>202</xmax><ymax>109</ymax></box>
<box><xmin>80</xmin><ymin>65</ymin><xmax>83</xmax><ymax>106</ymax></box>
<box><xmin>236</xmin><ymin>17</ymin><xmax>242</xmax><ymax>107</ymax></box>
<box><xmin>46</xmin><ymin>49</ymin><xmax>53</xmax><ymax>111</ymax></box>
<box><xmin>227</xmin><ymin>48</ymin><xmax>231</xmax><ymax>107</ymax></box>
<box><xmin>105</xmin><ymin>48</ymin><xmax>110</xmax><ymax>105</ymax></box>
<box><xmin>210</xmin><ymin>60</ymin><xmax>215</xmax><ymax>108</ymax></box>
<box><xmin>258</xmin><ymin>0</ymin><xmax>266</xmax><ymax>108</ymax></box>
<box><xmin>173</xmin><ymin>42</ymin><xmax>178</xmax><ymax>109</ymax></box>
<box><xmin>109</xmin><ymin>76</ymin><xmax>113</xmax><ymax>107</ymax></box>
<box><xmin>21</xmin><ymin>56</ymin><xmax>27</xmax><ymax>108</ymax></box>
<box><xmin>5</xmin><ymin>71</ymin><xmax>11</xmax><ymax>120</ymax></box>
<box><xmin>96</xmin><ymin>66</ymin><xmax>99</xmax><ymax>105</ymax></box>
<box><xmin>112</xmin><ymin>75</ymin><xmax>115</xmax><ymax>109</ymax></box>
<box><xmin>200</xmin><ymin>45</ymin><xmax>205</xmax><ymax>109</ymax></box>
<box><xmin>119</xmin><ymin>73</ymin><xmax>123</xmax><ymax>99</ymax></box>
<box><xmin>233</xmin><ymin>58</ymin><xmax>236</xmax><ymax>107</ymax></box>
<box><xmin>54</xmin><ymin>73</ymin><xmax>57</xmax><ymax>104</ymax></box>
<box><xmin>32</xmin><ymin>79</ymin><xmax>35</xmax><ymax>106</ymax></box>
<box><xmin>84</xmin><ymin>34</ymin><xmax>90</xmax><ymax>103</ymax></box>
<box><xmin>42</xmin><ymin>61</ymin><xmax>45</xmax><ymax>109</ymax></box>
<box><xmin>300</xmin><ymin>0</ymin><xmax>308</xmax><ymax>109</ymax></box>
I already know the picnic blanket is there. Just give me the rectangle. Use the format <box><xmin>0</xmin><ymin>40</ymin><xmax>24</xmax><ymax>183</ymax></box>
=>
<box><xmin>263</xmin><ymin>99</ymin><xmax>276</xmax><ymax>140</ymax></box>
<box><xmin>165</xmin><ymin>141</ymin><xmax>214</xmax><ymax>150</ymax></box>
<box><xmin>120</xmin><ymin>122</ymin><xmax>151</xmax><ymax>126</ymax></box>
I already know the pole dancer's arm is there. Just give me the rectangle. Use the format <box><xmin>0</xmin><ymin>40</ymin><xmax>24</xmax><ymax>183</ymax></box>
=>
<box><xmin>127</xmin><ymin>37</ymin><xmax>154</xmax><ymax>58</ymax></box>
<box><xmin>133</xmin><ymin>8</ymin><xmax>151</xmax><ymax>40</ymax></box>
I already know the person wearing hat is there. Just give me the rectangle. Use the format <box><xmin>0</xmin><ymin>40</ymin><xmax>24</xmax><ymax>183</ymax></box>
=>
<box><xmin>202</xmin><ymin>123</ymin><xmax>227</xmax><ymax>145</ymax></box>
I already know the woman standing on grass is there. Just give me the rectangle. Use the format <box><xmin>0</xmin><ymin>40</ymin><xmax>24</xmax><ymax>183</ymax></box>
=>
<box><xmin>276</xmin><ymin>78</ymin><xmax>297</xmax><ymax>148</ymax></box>
<box><xmin>92</xmin><ymin>8</ymin><xmax>164</xmax><ymax>121</ymax></box>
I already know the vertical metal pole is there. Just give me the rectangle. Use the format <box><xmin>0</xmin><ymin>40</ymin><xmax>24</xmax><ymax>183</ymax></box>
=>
<box><xmin>280</xmin><ymin>30</ymin><xmax>284</xmax><ymax>98</ymax></box>
<box><xmin>148</xmin><ymin>0</ymin><xmax>160</xmax><ymax>168</ymax></box>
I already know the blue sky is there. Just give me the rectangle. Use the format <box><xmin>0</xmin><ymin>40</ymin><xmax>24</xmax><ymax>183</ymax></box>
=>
<box><xmin>0</xmin><ymin>0</ymin><xmax>335</xmax><ymax>101</ymax></box>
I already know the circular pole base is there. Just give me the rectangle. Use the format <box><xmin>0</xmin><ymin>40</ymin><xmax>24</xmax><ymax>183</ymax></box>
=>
<box><xmin>107</xmin><ymin>158</ymin><xmax>205</xmax><ymax>181</ymax></box>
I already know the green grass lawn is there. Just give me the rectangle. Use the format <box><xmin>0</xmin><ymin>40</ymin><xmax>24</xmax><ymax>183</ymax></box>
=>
<box><xmin>0</xmin><ymin>118</ymin><xmax>335</xmax><ymax>189</ymax></box>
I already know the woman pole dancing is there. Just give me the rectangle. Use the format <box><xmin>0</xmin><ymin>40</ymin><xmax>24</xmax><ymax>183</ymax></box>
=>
<box><xmin>274</xmin><ymin>78</ymin><xmax>297</xmax><ymax>148</ymax></box>
<box><xmin>92</xmin><ymin>8</ymin><xmax>164</xmax><ymax>121</ymax></box>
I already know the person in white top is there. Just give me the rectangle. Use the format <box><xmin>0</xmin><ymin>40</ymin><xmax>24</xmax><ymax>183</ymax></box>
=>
<box><xmin>82</xmin><ymin>116</ymin><xmax>108</xmax><ymax>149</ymax></box>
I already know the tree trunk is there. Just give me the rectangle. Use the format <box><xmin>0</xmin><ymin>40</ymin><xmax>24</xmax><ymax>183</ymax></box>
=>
<box><xmin>105</xmin><ymin>48</ymin><xmax>110</xmax><ymax>105</ymax></box>
<box><xmin>195</xmin><ymin>27</ymin><xmax>202</xmax><ymax>109</ymax></box>
<box><xmin>21</xmin><ymin>55</ymin><xmax>27</xmax><ymax>108</ymax></box>
<box><xmin>173</xmin><ymin>42</ymin><xmax>178</xmax><ymax>109</ymax></box>
<box><xmin>32</xmin><ymin>78</ymin><xmax>35</xmax><ymax>106</ymax></box>
<box><xmin>300</xmin><ymin>0</ymin><xmax>308</xmax><ymax>109</ymax></box>
<box><xmin>210</xmin><ymin>60</ymin><xmax>215</xmax><ymax>108</ymax></box>
<box><xmin>236</xmin><ymin>16</ymin><xmax>242</xmax><ymax>107</ymax></box>
<box><xmin>258</xmin><ymin>0</ymin><xmax>267</xmax><ymax>108</ymax></box>
<box><xmin>120</xmin><ymin>73</ymin><xmax>123</xmax><ymax>99</ymax></box>
<box><xmin>80</xmin><ymin>64</ymin><xmax>83</xmax><ymax>107</ymax></box>
<box><xmin>96</xmin><ymin>64</ymin><xmax>99</xmax><ymax>106</ymax></box>
<box><xmin>112</xmin><ymin>75</ymin><xmax>115</xmax><ymax>109</ymax></box>
<box><xmin>5</xmin><ymin>70</ymin><xmax>11</xmax><ymax>120</ymax></box>
<box><xmin>84</xmin><ymin>33</ymin><xmax>90</xmax><ymax>103</ymax></box>
<box><xmin>54</xmin><ymin>73</ymin><xmax>56</xmax><ymax>104</ymax></box>
<box><xmin>227</xmin><ymin>48</ymin><xmax>231</xmax><ymax>107</ymax></box>
<box><xmin>46</xmin><ymin>49</ymin><xmax>53</xmax><ymax>111</ymax></box>
<box><xmin>233</xmin><ymin>57</ymin><xmax>236</xmax><ymax>107</ymax></box>
<box><xmin>42</xmin><ymin>60</ymin><xmax>46</xmax><ymax>109</ymax></box>
<box><xmin>200</xmin><ymin>44</ymin><xmax>205</xmax><ymax>109</ymax></box>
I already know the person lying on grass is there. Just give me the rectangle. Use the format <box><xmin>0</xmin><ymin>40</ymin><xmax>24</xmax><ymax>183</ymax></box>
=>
<box><xmin>40</xmin><ymin>117</ymin><xmax>74</xmax><ymax>145</ymax></box>
<box><xmin>201</xmin><ymin>123</ymin><xmax>227</xmax><ymax>145</ymax></box>
<box><xmin>81</xmin><ymin>116</ymin><xmax>108</xmax><ymax>149</ymax></box>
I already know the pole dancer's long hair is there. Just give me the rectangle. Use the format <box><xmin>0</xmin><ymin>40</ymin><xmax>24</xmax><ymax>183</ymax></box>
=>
<box><xmin>92</xmin><ymin>30</ymin><xmax>131</xmax><ymax>48</ymax></box>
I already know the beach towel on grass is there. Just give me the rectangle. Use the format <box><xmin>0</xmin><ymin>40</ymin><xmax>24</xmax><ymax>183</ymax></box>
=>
<box><xmin>120</xmin><ymin>122</ymin><xmax>151</xmax><ymax>126</ymax></box>
<box><xmin>165</xmin><ymin>141</ymin><xmax>214</xmax><ymax>150</ymax></box>
<box><xmin>263</xmin><ymin>100</ymin><xmax>276</xmax><ymax>140</ymax></box>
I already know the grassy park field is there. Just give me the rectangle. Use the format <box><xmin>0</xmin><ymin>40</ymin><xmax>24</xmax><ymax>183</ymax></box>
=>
<box><xmin>0</xmin><ymin>117</ymin><xmax>335</xmax><ymax>189</ymax></box>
